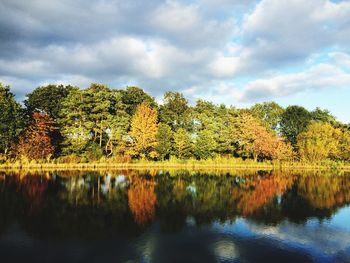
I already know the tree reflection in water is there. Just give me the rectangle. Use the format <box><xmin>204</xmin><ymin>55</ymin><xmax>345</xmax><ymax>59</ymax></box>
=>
<box><xmin>0</xmin><ymin>169</ymin><xmax>350</xmax><ymax>237</ymax></box>
<box><xmin>128</xmin><ymin>175</ymin><xmax>157</xmax><ymax>226</ymax></box>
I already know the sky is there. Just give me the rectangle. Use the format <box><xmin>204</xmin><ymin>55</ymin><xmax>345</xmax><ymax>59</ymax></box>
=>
<box><xmin>0</xmin><ymin>0</ymin><xmax>349</xmax><ymax>123</ymax></box>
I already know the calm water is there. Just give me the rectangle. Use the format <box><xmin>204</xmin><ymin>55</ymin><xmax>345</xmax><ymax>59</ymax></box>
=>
<box><xmin>0</xmin><ymin>169</ymin><xmax>350</xmax><ymax>263</ymax></box>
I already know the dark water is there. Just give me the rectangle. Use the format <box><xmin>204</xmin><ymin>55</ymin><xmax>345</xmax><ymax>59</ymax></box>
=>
<box><xmin>1</xmin><ymin>169</ymin><xmax>350</xmax><ymax>263</ymax></box>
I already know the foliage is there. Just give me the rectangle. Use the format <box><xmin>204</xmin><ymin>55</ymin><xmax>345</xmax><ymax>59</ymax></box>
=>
<box><xmin>156</xmin><ymin>123</ymin><xmax>173</xmax><ymax>160</ymax></box>
<box><xmin>280</xmin><ymin>105</ymin><xmax>312</xmax><ymax>145</ymax></box>
<box><xmin>128</xmin><ymin>102</ymin><xmax>159</xmax><ymax>159</ymax></box>
<box><xmin>250</xmin><ymin>101</ymin><xmax>284</xmax><ymax>131</ymax></box>
<box><xmin>159</xmin><ymin>92</ymin><xmax>192</xmax><ymax>131</ymax></box>
<box><xmin>173</xmin><ymin>128</ymin><xmax>192</xmax><ymax>159</ymax></box>
<box><xmin>0</xmin><ymin>84</ymin><xmax>25</xmax><ymax>155</ymax></box>
<box><xmin>194</xmin><ymin>130</ymin><xmax>216</xmax><ymax>159</ymax></box>
<box><xmin>121</xmin><ymin>86</ymin><xmax>157</xmax><ymax>116</ymax></box>
<box><xmin>0</xmin><ymin>82</ymin><xmax>349</xmax><ymax>164</ymax></box>
<box><xmin>59</xmin><ymin>88</ymin><xmax>91</xmax><ymax>154</ymax></box>
<box><xmin>25</xmin><ymin>84</ymin><xmax>75</xmax><ymax>119</ymax></box>
<box><xmin>16</xmin><ymin>112</ymin><xmax>55</xmax><ymax>160</ymax></box>
<box><xmin>297</xmin><ymin>122</ymin><xmax>341</xmax><ymax>162</ymax></box>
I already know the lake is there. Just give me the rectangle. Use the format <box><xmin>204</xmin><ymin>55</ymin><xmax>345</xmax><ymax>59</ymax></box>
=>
<box><xmin>0</xmin><ymin>169</ymin><xmax>350</xmax><ymax>263</ymax></box>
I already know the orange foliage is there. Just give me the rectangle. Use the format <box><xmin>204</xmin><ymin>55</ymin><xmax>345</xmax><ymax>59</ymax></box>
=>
<box><xmin>233</xmin><ymin>174</ymin><xmax>294</xmax><ymax>216</ymax></box>
<box><xmin>17</xmin><ymin>112</ymin><xmax>55</xmax><ymax>160</ymax></box>
<box><xmin>19</xmin><ymin>174</ymin><xmax>49</xmax><ymax>214</ymax></box>
<box><xmin>128</xmin><ymin>176</ymin><xmax>157</xmax><ymax>225</ymax></box>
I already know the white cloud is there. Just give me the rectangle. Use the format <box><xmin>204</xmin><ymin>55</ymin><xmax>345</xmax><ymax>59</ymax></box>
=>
<box><xmin>238</xmin><ymin>62</ymin><xmax>350</xmax><ymax>101</ymax></box>
<box><xmin>0</xmin><ymin>0</ymin><xmax>350</xmax><ymax>121</ymax></box>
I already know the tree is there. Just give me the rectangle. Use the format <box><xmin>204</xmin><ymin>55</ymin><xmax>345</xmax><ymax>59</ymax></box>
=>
<box><xmin>232</xmin><ymin>113</ymin><xmax>284</xmax><ymax>161</ymax></box>
<box><xmin>105</xmin><ymin>91</ymin><xmax>130</xmax><ymax>156</ymax></box>
<box><xmin>59</xmin><ymin>88</ymin><xmax>92</xmax><ymax>154</ymax></box>
<box><xmin>0</xmin><ymin>84</ymin><xmax>24</xmax><ymax>155</ymax></box>
<box><xmin>25</xmin><ymin>84</ymin><xmax>75</xmax><ymax>155</ymax></box>
<box><xmin>297</xmin><ymin>122</ymin><xmax>340</xmax><ymax>162</ymax></box>
<box><xmin>156</xmin><ymin>123</ymin><xmax>173</xmax><ymax>160</ymax></box>
<box><xmin>121</xmin><ymin>86</ymin><xmax>157</xmax><ymax>116</ymax></box>
<box><xmin>310</xmin><ymin>107</ymin><xmax>337</xmax><ymax>124</ymax></box>
<box><xmin>194</xmin><ymin>130</ymin><xmax>217</xmax><ymax>159</ymax></box>
<box><xmin>339</xmin><ymin>131</ymin><xmax>350</xmax><ymax>161</ymax></box>
<box><xmin>193</xmin><ymin>100</ymin><xmax>235</xmax><ymax>155</ymax></box>
<box><xmin>159</xmin><ymin>92</ymin><xmax>192</xmax><ymax>131</ymax></box>
<box><xmin>250</xmin><ymin>102</ymin><xmax>284</xmax><ymax>131</ymax></box>
<box><xmin>173</xmin><ymin>128</ymin><xmax>192</xmax><ymax>159</ymax></box>
<box><xmin>128</xmin><ymin>102</ymin><xmax>159</xmax><ymax>159</ymax></box>
<box><xmin>25</xmin><ymin>84</ymin><xmax>75</xmax><ymax>120</ymax></box>
<box><xmin>85</xmin><ymin>84</ymin><xmax>113</xmax><ymax>147</ymax></box>
<box><xmin>273</xmin><ymin>139</ymin><xmax>295</xmax><ymax>161</ymax></box>
<box><xmin>16</xmin><ymin>112</ymin><xmax>55</xmax><ymax>160</ymax></box>
<box><xmin>280</xmin><ymin>106</ymin><xmax>312</xmax><ymax>145</ymax></box>
<box><xmin>128</xmin><ymin>176</ymin><xmax>157</xmax><ymax>225</ymax></box>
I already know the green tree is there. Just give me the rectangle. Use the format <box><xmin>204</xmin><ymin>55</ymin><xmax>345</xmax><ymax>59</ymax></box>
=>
<box><xmin>59</xmin><ymin>88</ymin><xmax>91</xmax><ymax>154</ymax></box>
<box><xmin>0</xmin><ymin>84</ymin><xmax>24</xmax><ymax>155</ymax></box>
<box><xmin>85</xmin><ymin>84</ymin><xmax>113</xmax><ymax>147</ymax></box>
<box><xmin>194</xmin><ymin>100</ymin><xmax>236</xmax><ymax>155</ymax></box>
<box><xmin>105</xmin><ymin>91</ymin><xmax>130</xmax><ymax>156</ymax></box>
<box><xmin>251</xmin><ymin>102</ymin><xmax>284</xmax><ymax>131</ymax></box>
<box><xmin>310</xmin><ymin>107</ymin><xmax>337</xmax><ymax>124</ymax></box>
<box><xmin>159</xmin><ymin>92</ymin><xmax>193</xmax><ymax>131</ymax></box>
<box><xmin>280</xmin><ymin>106</ymin><xmax>312</xmax><ymax>145</ymax></box>
<box><xmin>128</xmin><ymin>102</ymin><xmax>159</xmax><ymax>159</ymax></box>
<box><xmin>156</xmin><ymin>123</ymin><xmax>173</xmax><ymax>160</ymax></box>
<box><xmin>121</xmin><ymin>86</ymin><xmax>157</xmax><ymax>116</ymax></box>
<box><xmin>194</xmin><ymin>130</ymin><xmax>216</xmax><ymax>159</ymax></box>
<box><xmin>25</xmin><ymin>84</ymin><xmax>75</xmax><ymax>120</ymax></box>
<box><xmin>173</xmin><ymin>128</ymin><xmax>192</xmax><ymax>159</ymax></box>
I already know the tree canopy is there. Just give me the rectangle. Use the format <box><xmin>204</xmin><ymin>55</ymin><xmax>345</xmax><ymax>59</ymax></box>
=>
<box><xmin>0</xmin><ymin>82</ymin><xmax>349</xmax><ymax>164</ymax></box>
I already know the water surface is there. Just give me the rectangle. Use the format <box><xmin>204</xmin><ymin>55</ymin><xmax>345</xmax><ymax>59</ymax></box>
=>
<box><xmin>0</xmin><ymin>169</ymin><xmax>350</xmax><ymax>263</ymax></box>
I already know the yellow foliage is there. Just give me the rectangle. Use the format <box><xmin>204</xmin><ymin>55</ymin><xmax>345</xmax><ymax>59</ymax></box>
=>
<box><xmin>128</xmin><ymin>102</ymin><xmax>159</xmax><ymax>159</ymax></box>
<box><xmin>297</xmin><ymin>122</ymin><xmax>340</xmax><ymax>162</ymax></box>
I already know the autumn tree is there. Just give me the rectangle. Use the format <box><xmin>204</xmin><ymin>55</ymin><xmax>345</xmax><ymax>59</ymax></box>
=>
<box><xmin>173</xmin><ymin>128</ymin><xmax>192</xmax><ymax>159</ymax></box>
<box><xmin>128</xmin><ymin>102</ymin><xmax>159</xmax><ymax>159</ymax></box>
<box><xmin>25</xmin><ymin>84</ymin><xmax>75</xmax><ymax>155</ymax></box>
<box><xmin>17</xmin><ymin>112</ymin><xmax>55</xmax><ymax>160</ymax></box>
<box><xmin>297</xmin><ymin>122</ymin><xmax>341</xmax><ymax>162</ymax></box>
<box><xmin>339</xmin><ymin>131</ymin><xmax>350</xmax><ymax>161</ymax></box>
<box><xmin>273</xmin><ymin>139</ymin><xmax>295</xmax><ymax>161</ymax></box>
<box><xmin>0</xmin><ymin>84</ymin><xmax>24</xmax><ymax>155</ymax></box>
<box><xmin>232</xmin><ymin>113</ymin><xmax>288</xmax><ymax>161</ymax></box>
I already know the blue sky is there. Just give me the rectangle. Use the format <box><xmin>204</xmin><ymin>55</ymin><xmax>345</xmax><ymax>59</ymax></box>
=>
<box><xmin>0</xmin><ymin>0</ymin><xmax>349</xmax><ymax>122</ymax></box>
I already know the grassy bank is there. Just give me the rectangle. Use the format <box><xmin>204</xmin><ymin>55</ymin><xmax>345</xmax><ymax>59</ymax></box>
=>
<box><xmin>1</xmin><ymin>157</ymin><xmax>350</xmax><ymax>171</ymax></box>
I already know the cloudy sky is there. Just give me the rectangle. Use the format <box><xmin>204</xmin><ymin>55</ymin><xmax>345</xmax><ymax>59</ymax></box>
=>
<box><xmin>1</xmin><ymin>0</ymin><xmax>350</xmax><ymax>122</ymax></box>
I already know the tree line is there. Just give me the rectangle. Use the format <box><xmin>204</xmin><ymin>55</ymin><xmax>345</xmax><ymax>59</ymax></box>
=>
<box><xmin>0</xmin><ymin>83</ymin><xmax>349</xmax><ymax>163</ymax></box>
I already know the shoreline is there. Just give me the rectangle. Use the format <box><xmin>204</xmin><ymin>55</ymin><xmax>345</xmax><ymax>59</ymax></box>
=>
<box><xmin>1</xmin><ymin>161</ymin><xmax>350</xmax><ymax>171</ymax></box>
